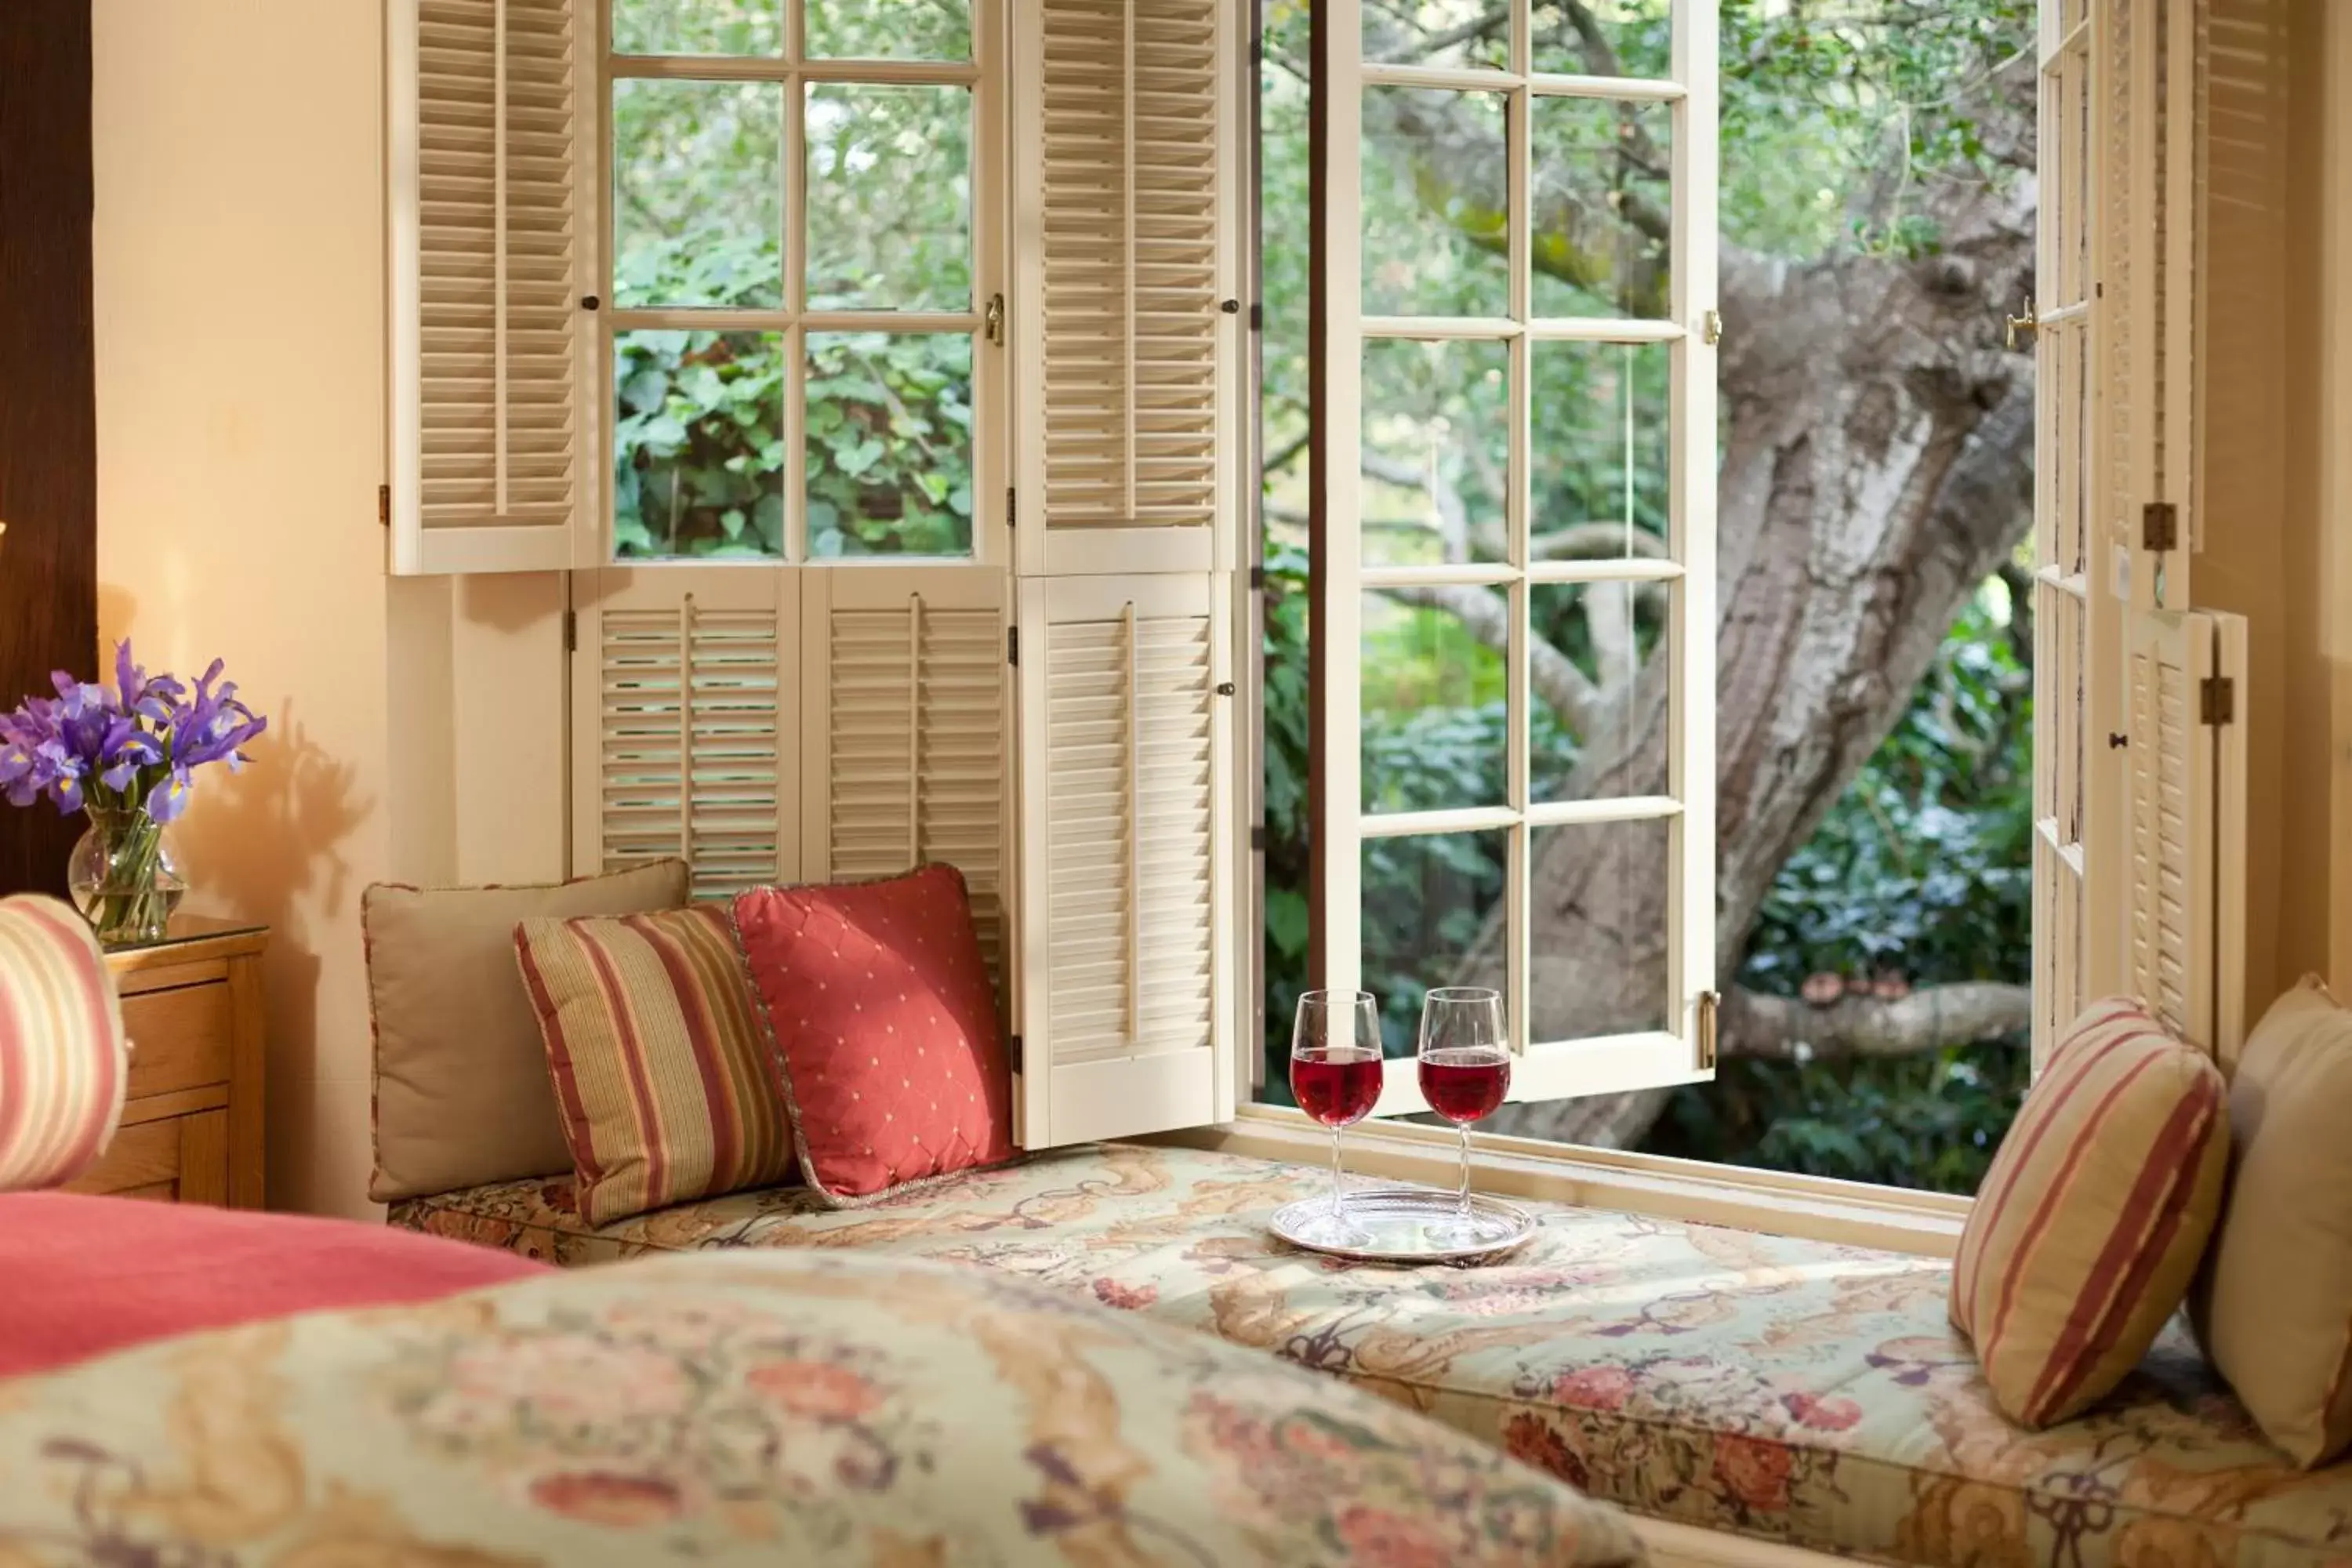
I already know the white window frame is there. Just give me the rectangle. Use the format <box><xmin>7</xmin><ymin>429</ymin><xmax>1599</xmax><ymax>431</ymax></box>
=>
<box><xmin>585</xmin><ymin>0</ymin><xmax>1011</xmax><ymax>572</ymax></box>
<box><xmin>1312</xmin><ymin>0</ymin><xmax>1720</xmax><ymax>1116</ymax></box>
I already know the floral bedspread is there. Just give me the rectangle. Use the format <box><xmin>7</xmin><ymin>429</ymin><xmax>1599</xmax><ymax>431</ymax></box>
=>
<box><xmin>394</xmin><ymin>1142</ymin><xmax>2352</xmax><ymax>1568</ymax></box>
<box><xmin>0</xmin><ymin>1247</ymin><xmax>1639</xmax><ymax>1567</ymax></box>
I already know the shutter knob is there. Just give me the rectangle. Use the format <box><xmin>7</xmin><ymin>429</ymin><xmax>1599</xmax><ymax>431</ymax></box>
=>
<box><xmin>581</xmin><ymin>294</ymin><xmax>602</xmax><ymax>311</ymax></box>
<box><xmin>1221</xmin><ymin>299</ymin><xmax>1240</xmax><ymax>314</ymax></box>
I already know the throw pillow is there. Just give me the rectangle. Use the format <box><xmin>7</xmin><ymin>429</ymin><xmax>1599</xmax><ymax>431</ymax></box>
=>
<box><xmin>514</xmin><ymin>905</ymin><xmax>796</xmax><ymax>1228</ymax></box>
<box><xmin>732</xmin><ymin>865</ymin><xmax>1015</xmax><ymax>1205</ymax></box>
<box><xmin>1949</xmin><ymin>996</ymin><xmax>2230</xmax><ymax>1428</ymax></box>
<box><xmin>364</xmin><ymin>860</ymin><xmax>688</xmax><ymax>1202</ymax></box>
<box><xmin>0</xmin><ymin>895</ymin><xmax>129</xmax><ymax>1192</ymax></box>
<box><xmin>2192</xmin><ymin>976</ymin><xmax>2352</xmax><ymax>1467</ymax></box>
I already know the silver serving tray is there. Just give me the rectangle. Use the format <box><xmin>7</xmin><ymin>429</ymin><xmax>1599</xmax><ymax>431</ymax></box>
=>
<box><xmin>1269</xmin><ymin>1185</ymin><xmax>1536</xmax><ymax>1265</ymax></box>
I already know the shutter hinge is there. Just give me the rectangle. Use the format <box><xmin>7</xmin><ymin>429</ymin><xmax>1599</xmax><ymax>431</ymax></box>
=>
<box><xmin>561</xmin><ymin>607</ymin><xmax>577</xmax><ymax>655</ymax></box>
<box><xmin>984</xmin><ymin>292</ymin><xmax>1005</xmax><ymax>346</ymax></box>
<box><xmin>2142</xmin><ymin>501</ymin><xmax>2180</xmax><ymax>553</ymax></box>
<box><xmin>1007</xmin><ymin>1034</ymin><xmax>1024</xmax><ymax>1073</ymax></box>
<box><xmin>1249</xmin><ymin>301</ymin><xmax>1263</xmax><ymax>332</ymax></box>
<box><xmin>2200</xmin><ymin>674</ymin><xmax>2235</xmax><ymax>726</ymax></box>
<box><xmin>1249</xmin><ymin>824</ymin><xmax>1268</xmax><ymax>853</ymax></box>
<box><xmin>1007</xmin><ymin>486</ymin><xmax>1016</xmax><ymax>529</ymax></box>
<box><xmin>377</xmin><ymin>483</ymin><xmax>390</xmax><ymax>528</ymax></box>
<box><xmin>1249</xmin><ymin>564</ymin><xmax>1266</xmax><ymax>590</ymax></box>
<box><xmin>1007</xmin><ymin>625</ymin><xmax>1019</xmax><ymax>666</ymax></box>
<box><xmin>1696</xmin><ymin>990</ymin><xmax>1720</xmax><ymax>1070</ymax></box>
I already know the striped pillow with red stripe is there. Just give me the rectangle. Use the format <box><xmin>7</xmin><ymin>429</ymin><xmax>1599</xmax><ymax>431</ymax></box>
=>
<box><xmin>514</xmin><ymin>906</ymin><xmax>793</xmax><ymax>1227</ymax></box>
<box><xmin>1950</xmin><ymin>996</ymin><xmax>2229</xmax><ymax>1428</ymax></box>
<box><xmin>0</xmin><ymin>895</ymin><xmax>129</xmax><ymax>1192</ymax></box>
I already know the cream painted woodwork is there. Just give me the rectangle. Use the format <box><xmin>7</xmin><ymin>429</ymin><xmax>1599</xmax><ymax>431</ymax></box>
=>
<box><xmin>389</xmin><ymin>0</ymin><xmax>589</xmax><ymax>575</ymax></box>
<box><xmin>1008</xmin><ymin>0</ymin><xmax>1245</xmax><ymax>1147</ymax></box>
<box><xmin>1316</xmin><ymin>0</ymin><xmax>1720</xmax><ymax>1116</ymax></box>
<box><xmin>1014</xmin><ymin>573</ymin><xmax>1236</xmax><ymax>1146</ymax></box>
<box><xmin>800</xmin><ymin>567</ymin><xmax>1014</xmax><ymax>1000</ymax></box>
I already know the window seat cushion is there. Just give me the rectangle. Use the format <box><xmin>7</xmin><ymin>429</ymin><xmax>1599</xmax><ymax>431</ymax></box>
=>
<box><xmin>391</xmin><ymin>1142</ymin><xmax>2352</xmax><ymax>1568</ymax></box>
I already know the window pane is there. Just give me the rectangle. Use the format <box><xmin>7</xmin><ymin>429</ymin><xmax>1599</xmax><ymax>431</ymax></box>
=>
<box><xmin>1529</xmin><ymin>1</ymin><xmax>1671</xmax><ymax>78</ymax></box>
<box><xmin>1363</xmin><ymin>87</ymin><xmax>1508</xmax><ymax>318</ymax></box>
<box><xmin>613</xmin><ymin>80</ymin><xmax>784</xmax><ymax>310</ymax></box>
<box><xmin>1530</xmin><ymin>96</ymin><xmax>1671</xmax><ymax>319</ymax></box>
<box><xmin>1363</xmin><ymin>1</ymin><xmax>1508</xmax><ymax>71</ymax></box>
<box><xmin>1529</xmin><ymin>819</ymin><xmax>1669</xmax><ymax>1044</ymax></box>
<box><xmin>806</xmin><ymin>332</ymin><xmax>974</xmax><ymax>557</ymax></box>
<box><xmin>1360</xmin><ymin>337</ymin><xmax>1508</xmax><ymax>567</ymax></box>
<box><xmin>1362</xmin><ymin>830</ymin><xmax>1508</xmax><ymax>1054</ymax></box>
<box><xmin>613</xmin><ymin>0</ymin><xmax>782</xmax><ymax>55</ymax></box>
<box><xmin>615</xmin><ymin>329</ymin><xmax>786</xmax><ymax>560</ymax></box>
<box><xmin>807</xmin><ymin>0</ymin><xmax>970</xmax><ymax>60</ymax></box>
<box><xmin>1531</xmin><ymin>339</ymin><xmax>1668</xmax><ymax>548</ymax></box>
<box><xmin>1529</xmin><ymin>581</ymin><xmax>1669</xmax><ymax>803</ymax></box>
<box><xmin>1362</xmin><ymin>590</ymin><xmax>1504</xmax><ymax>814</ymax></box>
<box><xmin>806</xmin><ymin>85</ymin><xmax>972</xmax><ymax>312</ymax></box>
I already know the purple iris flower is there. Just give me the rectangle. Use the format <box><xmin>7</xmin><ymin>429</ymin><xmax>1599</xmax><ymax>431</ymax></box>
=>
<box><xmin>0</xmin><ymin>641</ymin><xmax>264</xmax><ymax>821</ymax></box>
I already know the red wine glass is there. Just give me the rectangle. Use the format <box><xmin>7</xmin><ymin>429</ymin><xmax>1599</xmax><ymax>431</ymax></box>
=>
<box><xmin>1417</xmin><ymin>986</ymin><xmax>1511</xmax><ymax>1242</ymax></box>
<box><xmin>1288</xmin><ymin>989</ymin><xmax>1383</xmax><ymax>1247</ymax></box>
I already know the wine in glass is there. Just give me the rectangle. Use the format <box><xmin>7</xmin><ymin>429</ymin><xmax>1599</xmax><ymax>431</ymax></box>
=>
<box><xmin>1417</xmin><ymin>986</ymin><xmax>1512</xmax><ymax>1243</ymax></box>
<box><xmin>1287</xmin><ymin>989</ymin><xmax>1384</xmax><ymax>1247</ymax></box>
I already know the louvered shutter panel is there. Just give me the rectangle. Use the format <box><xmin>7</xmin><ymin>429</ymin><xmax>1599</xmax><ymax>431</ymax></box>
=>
<box><xmin>800</xmin><ymin>568</ymin><xmax>1014</xmax><ymax>1002</ymax></box>
<box><xmin>2122</xmin><ymin>608</ymin><xmax>2245</xmax><ymax>1058</ymax></box>
<box><xmin>1015</xmin><ymin>573</ymin><xmax>1235</xmax><ymax>1145</ymax></box>
<box><xmin>1014</xmin><ymin>0</ymin><xmax>1236</xmax><ymax>576</ymax></box>
<box><xmin>572</xmin><ymin>571</ymin><xmax>794</xmax><ymax>900</ymax></box>
<box><xmin>390</xmin><ymin>0</ymin><xmax>586</xmax><ymax>575</ymax></box>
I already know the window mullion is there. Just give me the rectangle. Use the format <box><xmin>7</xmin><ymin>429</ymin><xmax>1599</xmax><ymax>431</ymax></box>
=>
<box><xmin>783</xmin><ymin>41</ymin><xmax>808</xmax><ymax>565</ymax></box>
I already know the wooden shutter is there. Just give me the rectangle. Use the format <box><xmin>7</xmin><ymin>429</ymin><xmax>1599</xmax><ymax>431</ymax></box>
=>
<box><xmin>390</xmin><ymin>0</ymin><xmax>587</xmax><ymax>575</ymax></box>
<box><xmin>800</xmin><ymin>567</ymin><xmax>1014</xmax><ymax>999</ymax></box>
<box><xmin>571</xmin><ymin>570</ymin><xmax>793</xmax><ymax>900</ymax></box>
<box><xmin>1014</xmin><ymin>574</ymin><xmax>1235</xmax><ymax>1145</ymax></box>
<box><xmin>1014</xmin><ymin>0</ymin><xmax>1235</xmax><ymax>577</ymax></box>
<box><xmin>2122</xmin><ymin>608</ymin><xmax>2246</xmax><ymax>1058</ymax></box>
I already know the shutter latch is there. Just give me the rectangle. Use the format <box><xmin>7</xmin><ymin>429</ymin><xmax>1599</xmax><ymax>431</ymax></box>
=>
<box><xmin>1007</xmin><ymin>1034</ymin><xmax>1024</xmax><ymax>1073</ymax></box>
<box><xmin>1007</xmin><ymin>626</ymin><xmax>1019</xmax><ymax>666</ymax></box>
<box><xmin>2200</xmin><ymin>675</ymin><xmax>2235</xmax><ymax>726</ymax></box>
<box><xmin>985</xmin><ymin>292</ymin><xmax>1005</xmax><ymax>346</ymax></box>
<box><xmin>1696</xmin><ymin>990</ymin><xmax>1720</xmax><ymax>1069</ymax></box>
<box><xmin>2143</xmin><ymin>502</ymin><xmax>2180</xmax><ymax>553</ymax></box>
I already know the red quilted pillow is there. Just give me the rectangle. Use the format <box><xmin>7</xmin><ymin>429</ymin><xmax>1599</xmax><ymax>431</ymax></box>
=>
<box><xmin>731</xmin><ymin>866</ymin><xmax>1016</xmax><ymax>1203</ymax></box>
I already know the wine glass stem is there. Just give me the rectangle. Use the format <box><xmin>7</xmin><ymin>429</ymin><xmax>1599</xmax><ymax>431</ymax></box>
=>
<box><xmin>1330</xmin><ymin>1124</ymin><xmax>1346</xmax><ymax>1218</ymax></box>
<box><xmin>1457</xmin><ymin>1120</ymin><xmax>1472</xmax><ymax>1218</ymax></box>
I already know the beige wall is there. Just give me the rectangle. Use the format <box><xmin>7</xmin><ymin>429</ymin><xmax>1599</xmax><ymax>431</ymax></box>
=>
<box><xmin>92</xmin><ymin>1</ymin><xmax>568</xmax><ymax>1217</ymax></box>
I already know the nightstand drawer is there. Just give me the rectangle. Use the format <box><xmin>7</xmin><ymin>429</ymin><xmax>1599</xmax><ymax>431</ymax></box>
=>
<box><xmin>121</xmin><ymin>982</ymin><xmax>233</xmax><ymax>1098</ymax></box>
<box><xmin>64</xmin><ymin>1110</ymin><xmax>229</xmax><ymax>1204</ymax></box>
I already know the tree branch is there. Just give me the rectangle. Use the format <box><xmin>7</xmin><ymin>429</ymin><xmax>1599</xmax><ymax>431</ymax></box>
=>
<box><xmin>1720</xmin><ymin>982</ymin><xmax>2032</xmax><ymax>1063</ymax></box>
<box><xmin>1374</xmin><ymin>583</ymin><xmax>1600</xmax><ymax>733</ymax></box>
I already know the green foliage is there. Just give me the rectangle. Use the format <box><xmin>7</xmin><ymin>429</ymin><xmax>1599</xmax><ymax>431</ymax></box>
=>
<box><xmin>1645</xmin><ymin>583</ymin><xmax>2037</xmax><ymax>1191</ymax></box>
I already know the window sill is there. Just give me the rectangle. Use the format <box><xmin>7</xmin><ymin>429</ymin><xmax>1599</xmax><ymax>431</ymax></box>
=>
<box><xmin>1152</xmin><ymin>1105</ymin><xmax>1967</xmax><ymax>1258</ymax></box>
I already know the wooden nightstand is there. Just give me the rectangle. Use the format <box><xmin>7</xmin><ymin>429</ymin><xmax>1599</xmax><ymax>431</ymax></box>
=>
<box><xmin>67</xmin><ymin>916</ymin><xmax>267</xmax><ymax>1208</ymax></box>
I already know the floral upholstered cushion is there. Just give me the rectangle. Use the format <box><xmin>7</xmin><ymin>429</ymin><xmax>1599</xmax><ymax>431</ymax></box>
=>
<box><xmin>0</xmin><ymin>1247</ymin><xmax>1642</xmax><ymax>1568</ymax></box>
<box><xmin>394</xmin><ymin>1143</ymin><xmax>2352</xmax><ymax>1568</ymax></box>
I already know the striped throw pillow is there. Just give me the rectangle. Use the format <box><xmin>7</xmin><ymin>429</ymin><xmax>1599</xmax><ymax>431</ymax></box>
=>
<box><xmin>514</xmin><ymin>906</ymin><xmax>793</xmax><ymax>1227</ymax></box>
<box><xmin>0</xmin><ymin>895</ymin><xmax>129</xmax><ymax>1192</ymax></box>
<box><xmin>1950</xmin><ymin>996</ymin><xmax>2229</xmax><ymax>1428</ymax></box>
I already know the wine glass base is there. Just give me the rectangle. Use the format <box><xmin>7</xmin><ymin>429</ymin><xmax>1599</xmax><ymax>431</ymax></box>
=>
<box><xmin>1422</xmin><ymin>1207</ymin><xmax>1525</xmax><ymax>1249</ymax></box>
<box><xmin>1285</xmin><ymin>1207</ymin><xmax>1377</xmax><ymax>1250</ymax></box>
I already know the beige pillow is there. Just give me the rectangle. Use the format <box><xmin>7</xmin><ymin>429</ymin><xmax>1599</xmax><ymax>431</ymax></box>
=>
<box><xmin>364</xmin><ymin>861</ymin><xmax>688</xmax><ymax>1201</ymax></box>
<box><xmin>2194</xmin><ymin>976</ymin><xmax>2352</xmax><ymax>1467</ymax></box>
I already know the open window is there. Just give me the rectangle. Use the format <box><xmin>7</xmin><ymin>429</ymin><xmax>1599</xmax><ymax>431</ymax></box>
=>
<box><xmin>1309</xmin><ymin>0</ymin><xmax>1720</xmax><ymax>1114</ymax></box>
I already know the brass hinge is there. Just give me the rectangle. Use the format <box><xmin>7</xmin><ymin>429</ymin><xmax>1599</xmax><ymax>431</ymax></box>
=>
<box><xmin>1007</xmin><ymin>1034</ymin><xmax>1024</xmax><ymax>1073</ymax></box>
<box><xmin>378</xmin><ymin>483</ymin><xmax>390</xmax><ymax>528</ymax></box>
<box><xmin>2200</xmin><ymin>674</ymin><xmax>2234</xmax><ymax>726</ymax></box>
<box><xmin>1007</xmin><ymin>625</ymin><xmax>1019</xmax><ymax>666</ymax></box>
<box><xmin>561</xmin><ymin>607</ymin><xmax>577</xmax><ymax>655</ymax></box>
<box><xmin>2142</xmin><ymin>501</ymin><xmax>2180</xmax><ymax>553</ymax></box>
<box><xmin>1249</xmin><ymin>824</ymin><xmax>1268</xmax><ymax>852</ymax></box>
<box><xmin>1007</xmin><ymin>486</ymin><xmax>1016</xmax><ymax>529</ymax></box>
<box><xmin>1700</xmin><ymin>309</ymin><xmax>1723</xmax><ymax>347</ymax></box>
<box><xmin>1697</xmin><ymin>990</ymin><xmax>1720</xmax><ymax>1070</ymax></box>
<box><xmin>984</xmin><ymin>292</ymin><xmax>1005</xmax><ymax>346</ymax></box>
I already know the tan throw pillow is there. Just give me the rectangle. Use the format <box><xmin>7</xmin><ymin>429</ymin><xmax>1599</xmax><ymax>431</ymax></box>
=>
<box><xmin>364</xmin><ymin>861</ymin><xmax>688</xmax><ymax>1202</ymax></box>
<box><xmin>1950</xmin><ymin>996</ymin><xmax>2230</xmax><ymax>1428</ymax></box>
<box><xmin>2193</xmin><ymin>976</ymin><xmax>2352</xmax><ymax>1467</ymax></box>
<box><xmin>515</xmin><ymin>906</ymin><xmax>794</xmax><ymax>1226</ymax></box>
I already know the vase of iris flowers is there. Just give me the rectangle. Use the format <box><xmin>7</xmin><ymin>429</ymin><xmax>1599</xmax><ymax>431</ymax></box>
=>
<box><xmin>0</xmin><ymin>644</ymin><xmax>266</xmax><ymax>947</ymax></box>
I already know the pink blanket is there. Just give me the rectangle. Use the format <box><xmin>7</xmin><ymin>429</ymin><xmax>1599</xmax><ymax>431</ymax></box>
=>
<box><xmin>0</xmin><ymin>1191</ymin><xmax>546</xmax><ymax>1379</ymax></box>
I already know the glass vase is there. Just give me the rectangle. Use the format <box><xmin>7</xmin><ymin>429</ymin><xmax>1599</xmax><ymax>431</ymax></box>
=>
<box><xmin>68</xmin><ymin>804</ymin><xmax>186</xmax><ymax>947</ymax></box>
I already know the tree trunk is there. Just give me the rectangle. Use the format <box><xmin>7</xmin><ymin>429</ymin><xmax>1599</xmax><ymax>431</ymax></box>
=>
<box><xmin>1476</xmin><ymin>143</ymin><xmax>2038</xmax><ymax>1147</ymax></box>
